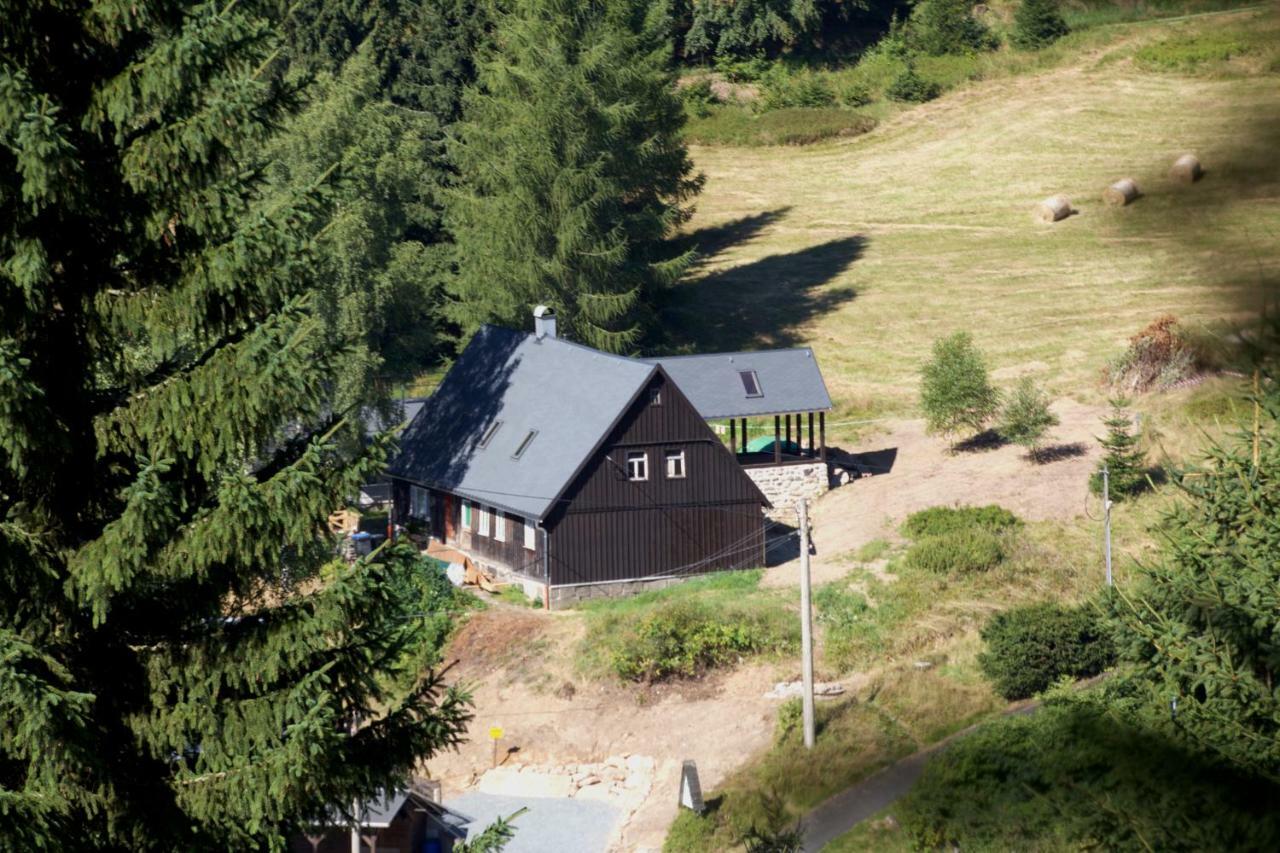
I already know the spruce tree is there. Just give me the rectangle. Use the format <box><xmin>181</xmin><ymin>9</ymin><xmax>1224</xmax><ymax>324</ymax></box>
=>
<box><xmin>1091</xmin><ymin>397</ymin><xmax>1147</xmax><ymax>498</ymax></box>
<box><xmin>1012</xmin><ymin>0</ymin><xmax>1069</xmax><ymax>50</ymax></box>
<box><xmin>448</xmin><ymin>0</ymin><xmax>703</xmax><ymax>353</ymax></box>
<box><xmin>1110</xmin><ymin>370</ymin><xmax>1280</xmax><ymax>781</ymax></box>
<box><xmin>1</xmin><ymin>2</ymin><xmax>468</xmax><ymax>848</ymax></box>
<box><xmin>920</xmin><ymin>332</ymin><xmax>1001</xmax><ymax>443</ymax></box>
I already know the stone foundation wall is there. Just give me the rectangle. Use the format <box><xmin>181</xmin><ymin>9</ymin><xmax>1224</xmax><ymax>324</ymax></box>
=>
<box><xmin>549</xmin><ymin>576</ymin><xmax>687</xmax><ymax>608</ymax></box>
<box><xmin>746</xmin><ymin>462</ymin><xmax>829</xmax><ymax>519</ymax></box>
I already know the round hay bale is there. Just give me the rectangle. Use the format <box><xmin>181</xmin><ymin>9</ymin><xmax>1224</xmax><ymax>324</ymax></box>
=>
<box><xmin>1035</xmin><ymin>195</ymin><xmax>1073</xmax><ymax>223</ymax></box>
<box><xmin>1103</xmin><ymin>178</ymin><xmax>1140</xmax><ymax>206</ymax></box>
<box><xmin>1170</xmin><ymin>154</ymin><xmax>1203</xmax><ymax>183</ymax></box>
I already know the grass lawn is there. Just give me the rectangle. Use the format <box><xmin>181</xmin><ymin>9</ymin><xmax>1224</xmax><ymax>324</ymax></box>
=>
<box><xmin>664</xmin><ymin>5</ymin><xmax>1280</xmax><ymax>452</ymax></box>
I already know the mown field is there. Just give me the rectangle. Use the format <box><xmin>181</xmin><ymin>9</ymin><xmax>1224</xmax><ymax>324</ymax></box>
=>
<box><xmin>666</xmin><ymin>4</ymin><xmax>1280</xmax><ymax>439</ymax></box>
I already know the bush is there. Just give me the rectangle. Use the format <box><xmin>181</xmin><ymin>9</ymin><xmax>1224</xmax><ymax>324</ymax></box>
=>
<box><xmin>904</xmin><ymin>504</ymin><xmax>1022</xmax><ymax>538</ymax></box>
<box><xmin>899</xmin><ymin>700</ymin><xmax>1280</xmax><ymax>851</ymax></box>
<box><xmin>920</xmin><ymin>332</ymin><xmax>1000</xmax><ymax>439</ymax></box>
<box><xmin>837</xmin><ymin>79</ymin><xmax>873</xmax><ymax>107</ymax></box>
<box><xmin>978</xmin><ymin>602</ymin><xmax>1114</xmax><ymax>699</ymax></box>
<box><xmin>1012</xmin><ymin>0</ymin><xmax>1070</xmax><ymax>50</ymax></box>
<box><xmin>760</xmin><ymin>68</ymin><xmax>836</xmax><ymax>110</ymax></box>
<box><xmin>607</xmin><ymin>600</ymin><xmax>794</xmax><ymax>682</ymax></box>
<box><xmin>684</xmin><ymin>106</ymin><xmax>876</xmax><ymax>146</ymax></box>
<box><xmin>885</xmin><ymin>63</ymin><xmax>941</xmax><ymax>103</ymax></box>
<box><xmin>905</xmin><ymin>526</ymin><xmax>1005</xmax><ymax>575</ymax></box>
<box><xmin>1103</xmin><ymin>314</ymin><xmax>1200</xmax><ymax>393</ymax></box>
<box><xmin>909</xmin><ymin>0</ymin><xmax>995</xmax><ymax>56</ymax></box>
<box><xmin>679</xmin><ymin>78</ymin><xmax>718</xmax><ymax>118</ymax></box>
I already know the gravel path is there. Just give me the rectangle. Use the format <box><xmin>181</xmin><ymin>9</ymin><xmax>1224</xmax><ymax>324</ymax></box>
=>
<box><xmin>445</xmin><ymin>792</ymin><xmax>621</xmax><ymax>853</ymax></box>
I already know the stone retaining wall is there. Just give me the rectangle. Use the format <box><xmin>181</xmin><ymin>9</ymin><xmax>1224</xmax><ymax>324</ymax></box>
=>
<box><xmin>746</xmin><ymin>462</ymin><xmax>830</xmax><ymax>519</ymax></box>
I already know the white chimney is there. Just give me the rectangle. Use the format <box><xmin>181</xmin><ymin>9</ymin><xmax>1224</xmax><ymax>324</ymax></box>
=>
<box><xmin>533</xmin><ymin>305</ymin><xmax>557</xmax><ymax>340</ymax></box>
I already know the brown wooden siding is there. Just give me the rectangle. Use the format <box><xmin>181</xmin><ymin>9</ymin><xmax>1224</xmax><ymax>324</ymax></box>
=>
<box><xmin>545</xmin><ymin>371</ymin><xmax>767</xmax><ymax>586</ymax></box>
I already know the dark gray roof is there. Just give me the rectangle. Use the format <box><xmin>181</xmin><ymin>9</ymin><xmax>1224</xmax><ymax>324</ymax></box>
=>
<box><xmin>641</xmin><ymin>348</ymin><xmax>832</xmax><ymax>419</ymax></box>
<box><xmin>388</xmin><ymin>325</ymin><xmax>655</xmax><ymax>520</ymax></box>
<box><xmin>318</xmin><ymin>788</ymin><xmax>472</xmax><ymax>836</ymax></box>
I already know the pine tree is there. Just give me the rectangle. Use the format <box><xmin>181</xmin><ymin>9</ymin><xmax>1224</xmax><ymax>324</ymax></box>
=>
<box><xmin>1091</xmin><ymin>397</ymin><xmax>1147</xmax><ymax>498</ymax></box>
<box><xmin>448</xmin><ymin>0</ymin><xmax>703</xmax><ymax>353</ymax></box>
<box><xmin>1012</xmin><ymin>0</ymin><xmax>1069</xmax><ymax>51</ymax></box>
<box><xmin>1110</xmin><ymin>369</ymin><xmax>1280</xmax><ymax>781</ymax></box>
<box><xmin>997</xmin><ymin>376</ymin><xmax>1059</xmax><ymax>459</ymax></box>
<box><xmin>920</xmin><ymin>332</ymin><xmax>1001</xmax><ymax>443</ymax></box>
<box><xmin>0</xmin><ymin>2</ymin><xmax>468</xmax><ymax>847</ymax></box>
<box><xmin>273</xmin><ymin>0</ymin><xmax>491</xmax><ymax>401</ymax></box>
<box><xmin>909</xmin><ymin>0</ymin><xmax>994</xmax><ymax>56</ymax></box>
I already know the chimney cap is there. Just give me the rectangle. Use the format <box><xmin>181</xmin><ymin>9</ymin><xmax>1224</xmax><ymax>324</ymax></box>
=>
<box><xmin>533</xmin><ymin>304</ymin><xmax>555</xmax><ymax>318</ymax></box>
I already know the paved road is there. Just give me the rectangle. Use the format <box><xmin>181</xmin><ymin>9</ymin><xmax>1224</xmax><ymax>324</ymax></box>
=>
<box><xmin>445</xmin><ymin>792</ymin><xmax>620</xmax><ymax>853</ymax></box>
<box><xmin>801</xmin><ymin>700</ymin><xmax>1042</xmax><ymax>851</ymax></box>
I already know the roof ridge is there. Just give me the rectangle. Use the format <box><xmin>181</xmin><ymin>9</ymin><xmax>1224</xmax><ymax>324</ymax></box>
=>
<box><xmin>640</xmin><ymin>346</ymin><xmax>815</xmax><ymax>361</ymax></box>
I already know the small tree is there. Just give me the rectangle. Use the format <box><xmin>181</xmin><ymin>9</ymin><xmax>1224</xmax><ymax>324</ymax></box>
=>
<box><xmin>1110</xmin><ymin>370</ymin><xmax>1280</xmax><ymax>781</ymax></box>
<box><xmin>909</xmin><ymin>0</ymin><xmax>994</xmax><ymax>56</ymax></box>
<box><xmin>998</xmin><ymin>377</ymin><xmax>1059</xmax><ymax>459</ymax></box>
<box><xmin>1012</xmin><ymin>0</ymin><xmax>1070</xmax><ymax>50</ymax></box>
<box><xmin>921</xmin><ymin>332</ymin><xmax>1001</xmax><ymax>444</ymax></box>
<box><xmin>1090</xmin><ymin>397</ymin><xmax>1147</xmax><ymax>498</ymax></box>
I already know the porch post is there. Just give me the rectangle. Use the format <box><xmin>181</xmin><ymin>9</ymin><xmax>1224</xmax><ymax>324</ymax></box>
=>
<box><xmin>808</xmin><ymin>412</ymin><xmax>815</xmax><ymax>457</ymax></box>
<box><xmin>819</xmin><ymin>412</ymin><xmax>826</xmax><ymax>462</ymax></box>
<box><xmin>730</xmin><ymin>419</ymin><xmax>737</xmax><ymax>457</ymax></box>
<box><xmin>741</xmin><ymin>418</ymin><xmax>748</xmax><ymax>454</ymax></box>
<box><xmin>785</xmin><ymin>413</ymin><xmax>792</xmax><ymax>446</ymax></box>
<box><xmin>773</xmin><ymin>415</ymin><xmax>782</xmax><ymax>464</ymax></box>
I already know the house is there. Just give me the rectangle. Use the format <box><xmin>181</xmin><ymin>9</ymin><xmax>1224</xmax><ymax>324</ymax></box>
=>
<box><xmin>293</xmin><ymin>785</ymin><xmax>471</xmax><ymax>853</ymax></box>
<box><xmin>387</xmin><ymin>307</ymin><xmax>832</xmax><ymax>606</ymax></box>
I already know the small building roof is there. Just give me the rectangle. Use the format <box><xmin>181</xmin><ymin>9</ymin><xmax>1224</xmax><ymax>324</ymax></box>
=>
<box><xmin>315</xmin><ymin>788</ymin><xmax>472</xmax><ymax>837</ymax></box>
<box><xmin>641</xmin><ymin>348</ymin><xmax>832</xmax><ymax>419</ymax></box>
<box><xmin>388</xmin><ymin>325</ymin><xmax>656</xmax><ymax>520</ymax></box>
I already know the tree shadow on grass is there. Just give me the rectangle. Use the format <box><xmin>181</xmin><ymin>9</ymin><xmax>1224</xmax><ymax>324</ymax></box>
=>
<box><xmin>952</xmin><ymin>429</ymin><xmax>1009</xmax><ymax>454</ymax></box>
<box><xmin>668</xmin><ymin>207</ymin><xmax>793</xmax><ymax>276</ymax></box>
<box><xmin>660</xmin><ymin>235</ymin><xmax>867</xmax><ymax>353</ymax></box>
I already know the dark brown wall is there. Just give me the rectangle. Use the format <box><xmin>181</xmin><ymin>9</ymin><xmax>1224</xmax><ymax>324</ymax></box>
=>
<box><xmin>445</xmin><ymin>495</ymin><xmax>544</xmax><ymax>577</ymax></box>
<box><xmin>546</xmin><ymin>371</ymin><xmax>766</xmax><ymax>586</ymax></box>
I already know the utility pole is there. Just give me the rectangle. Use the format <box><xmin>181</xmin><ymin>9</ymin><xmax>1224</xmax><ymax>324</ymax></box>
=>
<box><xmin>798</xmin><ymin>499</ymin><xmax>816</xmax><ymax>749</ymax></box>
<box><xmin>1103</xmin><ymin>466</ymin><xmax>1113</xmax><ymax>587</ymax></box>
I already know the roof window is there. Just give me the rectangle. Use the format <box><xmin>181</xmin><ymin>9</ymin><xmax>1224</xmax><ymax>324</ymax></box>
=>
<box><xmin>512</xmin><ymin>429</ymin><xmax>538</xmax><ymax>459</ymax></box>
<box><xmin>477</xmin><ymin>419</ymin><xmax>503</xmax><ymax>448</ymax></box>
<box><xmin>740</xmin><ymin>370</ymin><xmax>763</xmax><ymax>397</ymax></box>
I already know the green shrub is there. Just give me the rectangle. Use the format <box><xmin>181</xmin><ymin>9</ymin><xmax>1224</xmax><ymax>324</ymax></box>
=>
<box><xmin>684</xmin><ymin>106</ymin><xmax>876</xmax><ymax>146</ymax></box>
<box><xmin>760</xmin><ymin>68</ymin><xmax>836</xmax><ymax>110</ymax></box>
<box><xmin>837</xmin><ymin>79</ymin><xmax>873</xmax><ymax>107</ymax></box>
<box><xmin>713</xmin><ymin>53</ymin><xmax>772</xmax><ymax>83</ymax></box>
<box><xmin>607</xmin><ymin>600</ymin><xmax>794</xmax><ymax>682</ymax></box>
<box><xmin>904</xmin><ymin>526</ymin><xmax>1005</xmax><ymax>575</ymax></box>
<box><xmin>909</xmin><ymin>0</ymin><xmax>995</xmax><ymax>56</ymax></box>
<box><xmin>899</xmin><ymin>700</ymin><xmax>1280</xmax><ymax>851</ymax></box>
<box><xmin>679</xmin><ymin>78</ymin><xmax>718</xmax><ymax>118</ymax></box>
<box><xmin>904</xmin><ymin>505</ymin><xmax>1022</xmax><ymax>538</ymax></box>
<box><xmin>1012</xmin><ymin>0</ymin><xmax>1070</xmax><ymax>50</ymax></box>
<box><xmin>997</xmin><ymin>376</ymin><xmax>1059</xmax><ymax>455</ymax></box>
<box><xmin>977</xmin><ymin>602</ymin><xmax>1114</xmax><ymax>699</ymax></box>
<box><xmin>885</xmin><ymin>63</ymin><xmax>941</xmax><ymax>102</ymax></box>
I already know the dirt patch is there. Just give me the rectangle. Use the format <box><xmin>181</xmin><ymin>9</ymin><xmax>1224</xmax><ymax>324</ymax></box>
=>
<box><xmin>763</xmin><ymin>400</ymin><xmax>1107</xmax><ymax>589</ymax></box>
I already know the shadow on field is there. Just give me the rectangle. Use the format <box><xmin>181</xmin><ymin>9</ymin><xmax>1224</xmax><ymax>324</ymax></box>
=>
<box><xmin>661</xmin><ymin>235</ymin><xmax>866</xmax><ymax>352</ymax></box>
<box><xmin>670</xmin><ymin>207</ymin><xmax>793</xmax><ymax>275</ymax></box>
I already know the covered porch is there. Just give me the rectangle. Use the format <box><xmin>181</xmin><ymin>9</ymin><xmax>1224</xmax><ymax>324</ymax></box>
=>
<box><xmin>727</xmin><ymin>410</ymin><xmax>827</xmax><ymax>468</ymax></box>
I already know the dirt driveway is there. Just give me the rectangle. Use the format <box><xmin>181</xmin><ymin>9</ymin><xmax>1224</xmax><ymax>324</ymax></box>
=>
<box><xmin>763</xmin><ymin>399</ymin><xmax>1106</xmax><ymax>589</ymax></box>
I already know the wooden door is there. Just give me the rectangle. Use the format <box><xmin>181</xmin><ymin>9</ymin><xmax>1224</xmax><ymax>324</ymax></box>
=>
<box><xmin>443</xmin><ymin>494</ymin><xmax>456</xmax><ymax>542</ymax></box>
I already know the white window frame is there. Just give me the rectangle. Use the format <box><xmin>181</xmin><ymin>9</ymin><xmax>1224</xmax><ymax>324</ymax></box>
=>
<box><xmin>478</xmin><ymin>505</ymin><xmax>490</xmax><ymax>537</ymax></box>
<box><xmin>625</xmin><ymin>451</ymin><xmax>649</xmax><ymax>482</ymax></box>
<box><xmin>409</xmin><ymin>485</ymin><xmax>430</xmax><ymax>519</ymax></box>
<box><xmin>494</xmin><ymin>511</ymin><xmax>506</xmax><ymax>543</ymax></box>
<box><xmin>461</xmin><ymin>500</ymin><xmax>472</xmax><ymax>530</ymax></box>
<box><xmin>523</xmin><ymin>518</ymin><xmax>536</xmax><ymax>551</ymax></box>
<box><xmin>665</xmin><ymin>449</ymin><xmax>687</xmax><ymax>479</ymax></box>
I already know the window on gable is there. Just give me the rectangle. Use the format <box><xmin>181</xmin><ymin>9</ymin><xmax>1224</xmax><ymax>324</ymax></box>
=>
<box><xmin>478</xmin><ymin>420</ymin><xmax>503</xmax><ymax>448</ymax></box>
<box><xmin>625</xmin><ymin>451</ymin><xmax>649</xmax><ymax>482</ymax></box>
<box><xmin>649</xmin><ymin>386</ymin><xmax>662</xmax><ymax>406</ymax></box>
<box><xmin>512</xmin><ymin>429</ymin><xmax>537</xmax><ymax>459</ymax></box>
<box><xmin>665</xmin><ymin>449</ymin><xmax>686</xmax><ymax>479</ymax></box>
<box><xmin>740</xmin><ymin>370</ymin><xmax>763</xmax><ymax>397</ymax></box>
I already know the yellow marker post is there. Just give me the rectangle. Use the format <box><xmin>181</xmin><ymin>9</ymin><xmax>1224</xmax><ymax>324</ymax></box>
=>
<box><xmin>489</xmin><ymin>726</ymin><xmax>504</xmax><ymax>768</ymax></box>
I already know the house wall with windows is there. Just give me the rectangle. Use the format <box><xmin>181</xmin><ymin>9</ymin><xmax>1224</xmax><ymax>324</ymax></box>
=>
<box><xmin>542</xmin><ymin>373</ymin><xmax>765</xmax><ymax>587</ymax></box>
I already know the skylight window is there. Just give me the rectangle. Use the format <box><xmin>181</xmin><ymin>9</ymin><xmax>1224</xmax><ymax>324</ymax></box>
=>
<box><xmin>512</xmin><ymin>429</ymin><xmax>538</xmax><ymax>459</ymax></box>
<box><xmin>740</xmin><ymin>370</ymin><xmax>763</xmax><ymax>398</ymax></box>
<box><xmin>477</xmin><ymin>419</ymin><xmax>503</xmax><ymax>448</ymax></box>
